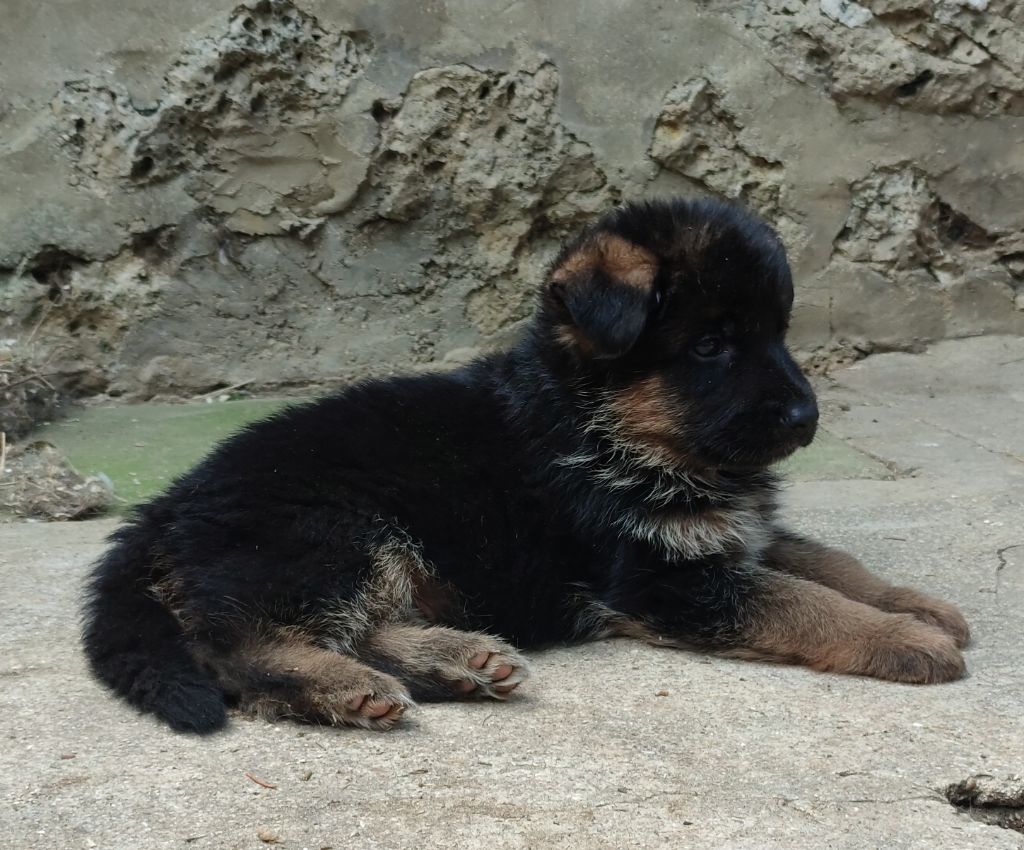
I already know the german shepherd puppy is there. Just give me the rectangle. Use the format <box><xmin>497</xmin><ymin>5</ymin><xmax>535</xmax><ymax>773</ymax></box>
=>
<box><xmin>83</xmin><ymin>198</ymin><xmax>969</xmax><ymax>734</ymax></box>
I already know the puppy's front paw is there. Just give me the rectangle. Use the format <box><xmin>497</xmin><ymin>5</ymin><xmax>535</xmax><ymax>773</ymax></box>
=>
<box><xmin>835</xmin><ymin>614</ymin><xmax>966</xmax><ymax>684</ymax></box>
<box><xmin>879</xmin><ymin>587</ymin><xmax>970</xmax><ymax>648</ymax></box>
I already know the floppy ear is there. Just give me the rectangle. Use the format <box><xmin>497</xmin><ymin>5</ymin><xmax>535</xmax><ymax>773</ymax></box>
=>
<box><xmin>548</xmin><ymin>233</ymin><xmax>660</xmax><ymax>359</ymax></box>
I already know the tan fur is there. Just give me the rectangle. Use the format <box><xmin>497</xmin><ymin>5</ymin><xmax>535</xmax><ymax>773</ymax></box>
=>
<box><xmin>409</xmin><ymin>570</ymin><xmax>461</xmax><ymax>624</ymax></box>
<box><xmin>229</xmin><ymin>639</ymin><xmax>413</xmax><ymax>730</ymax></box>
<box><xmin>766</xmin><ymin>537</ymin><xmax>970</xmax><ymax>647</ymax></box>
<box><xmin>596</xmin><ymin>376</ymin><xmax>700</xmax><ymax>477</ymax></box>
<box><xmin>317</xmin><ymin>533</ymin><xmax>433</xmax><ymax>652</ymax></box>
<box><xmin>631</xmin><ymin>504</ymin><xmax>770</xmax><ymax>560</ymax></box>
<box><xmin>876</xmin><ymin>587</ymin><xmax>971</xmax><ymax>647</ymax></box>
<box><xmin>607</xmin><ymin>376</ymin><xmax>686</xmax><ymax>462</ymax></box>
<box><xmin>735</xmin><ymin>573</ymin><xmax>965</xmax><ymax>684</ymax></box>
<box><xmin>552</xmin><ymin>233</ymin><xmax>658</xmax><ymax>290</ymax></box>
<box><xmin>568</xmin><ymin>380</ymin><xmax>774</xmax><ymax>560</ymax></box>
<box><xmin>551</xmin><ymin>233</ymin><xmax>658</xmax><ymax>356</ymax></box>
<box><xmin>573</xmin><ymin>596</ymin><xmax>688</xmax><ymax>648</ymax></box>
<box><xmin>363</xmin><ymin>624</ymin><xmax>529</xmax><ymax>699</ymax></box>
<box><xmin>555</xmin><ymin>324</ymin><xmax>596</xmax><ymax>357</ymax></box>
<box><xmin>149</xmin><ymin>569</ymin><xmax>188</xmax><ymax>626</ymax></box>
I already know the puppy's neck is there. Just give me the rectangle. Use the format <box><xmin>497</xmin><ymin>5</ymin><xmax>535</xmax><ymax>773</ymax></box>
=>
<box><xmin>492</xmin><ymin>344</ymin><xmax>778</xmax><ymax>558</ymax></box>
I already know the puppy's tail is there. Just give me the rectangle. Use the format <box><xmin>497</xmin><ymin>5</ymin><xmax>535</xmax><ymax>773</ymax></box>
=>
<box><xmin>82</xmin><ymin>521</ymin><xmax>227</xmax><ymax>734</ymax></box>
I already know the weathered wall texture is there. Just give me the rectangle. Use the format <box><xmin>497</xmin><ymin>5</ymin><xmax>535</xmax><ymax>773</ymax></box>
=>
<box><xmin>1</xmin><ymin>0</ymin><xmax>1022</xmax><ymax>399</ymax></box>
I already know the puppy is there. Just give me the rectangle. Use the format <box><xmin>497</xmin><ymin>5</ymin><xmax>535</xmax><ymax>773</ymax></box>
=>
<box><xmin>83</xmin><ymin>198</ymin><xmax>970</xmax><ymax>733</ymax></box>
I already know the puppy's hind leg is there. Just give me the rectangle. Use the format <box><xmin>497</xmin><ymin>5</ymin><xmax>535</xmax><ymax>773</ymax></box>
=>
<box><xmin>357</xmin><ymin>624</ymin><xmax>530</xmax><ymax>701</ymax></box>
<box><xmin>217</xmin><ymin>639</ymin><xmax>413</xmax><ymax>730</ymax></box>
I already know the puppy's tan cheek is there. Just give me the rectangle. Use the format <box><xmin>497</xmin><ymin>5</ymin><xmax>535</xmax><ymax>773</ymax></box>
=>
<box><xmin>607</xmin><ymin>376</ymin><xmax>690</xmax><ymax>460</ymax></box>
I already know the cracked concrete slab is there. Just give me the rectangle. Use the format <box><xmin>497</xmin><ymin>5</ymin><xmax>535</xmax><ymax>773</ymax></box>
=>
<box><xmin>821</xmin><ymin>335</ymin><xmax>1024</xmax><ymax>493</ymax></box>
<box><xmin>830</xmin><ymin>335</ymin><xmax>1024</xmax><ymax>460</ymax></box>
<box><xmin>1</xmin><ymin>336</ymin><xmax>1022</xmax><ymax>849</ymax></box>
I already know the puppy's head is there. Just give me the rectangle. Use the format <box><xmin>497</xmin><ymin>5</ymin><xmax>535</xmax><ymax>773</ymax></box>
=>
<box><xmin>540</xmin><ymin>198</ymin><xmax>817</xmax><ymax>471</ymax></box>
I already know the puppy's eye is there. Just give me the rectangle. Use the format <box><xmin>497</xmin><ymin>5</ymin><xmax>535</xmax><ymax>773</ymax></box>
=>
<box><xmin>692</xmin><ymin>334</ymin><xmax>724</xmax><ymax>358</ymax></box>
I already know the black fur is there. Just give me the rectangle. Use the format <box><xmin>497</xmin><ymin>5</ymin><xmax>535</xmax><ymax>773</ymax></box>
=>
<box><xmin>82</xmin><ymin>198</ymin><xmax>827</xmax><ymax>732</ymax></box>
<box><xmin>83</xmin><ymin>525</ymin><xmax>227</xmax><ymax>733</ymax></box>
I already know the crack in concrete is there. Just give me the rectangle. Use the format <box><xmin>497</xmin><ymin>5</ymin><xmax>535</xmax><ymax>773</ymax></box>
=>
<box><xmin>912</xmin><ymin>415</ymin><xmax>1024</xmax><ymax>468</ymax></box>
<box><xmin>994</xmin><ymin>543</ymin><xmax>1023</xmax><ymax>601</ymax></box>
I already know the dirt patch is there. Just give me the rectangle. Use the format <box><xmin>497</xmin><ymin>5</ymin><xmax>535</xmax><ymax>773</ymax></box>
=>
<box><xmin>796</xmin><ymin>341</ymin><xmax>875</xmax><ymax>376</ymax></box>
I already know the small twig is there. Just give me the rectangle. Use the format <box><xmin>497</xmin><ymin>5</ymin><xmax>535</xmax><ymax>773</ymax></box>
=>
<box><xmin>1</xmin><ymin>372</ymin><xmax>57</xmax><ymax>391</ymax></box>
<box><xmin>244</xmin><ymin>772</ymin><xmax>278</xmax><ymax>789</ymax></box>
<box><xmin>844</xmin><ymin>793</ymin><xmax>945</xmax><ymax>805</ymax></box>
<box><xmin>0</xmin><ymin>431</ymin><xmax>6</xmax><ymax>480</ymax></box>
<box><xmin>25</xmin><ymin>299</ymin><xmax>55</xmax><ymax>345</ymax></box>
<box><xmin>192</xmin><ymin>380</ymin><xmax>254</xmax><ymax>400</ymax></box>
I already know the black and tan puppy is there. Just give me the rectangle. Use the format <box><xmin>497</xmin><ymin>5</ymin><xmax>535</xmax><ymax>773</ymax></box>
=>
<box><xmin>83</xmin><ymin>198</ymin><xmax>970</xmax><ymax>733</ymax></box>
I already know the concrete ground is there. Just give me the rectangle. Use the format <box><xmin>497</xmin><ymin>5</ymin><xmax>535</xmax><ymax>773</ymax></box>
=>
<box><xmin>1</xmin><ymin>335</ymin><xmax>1022</xmax><ymax>850</ymax></box>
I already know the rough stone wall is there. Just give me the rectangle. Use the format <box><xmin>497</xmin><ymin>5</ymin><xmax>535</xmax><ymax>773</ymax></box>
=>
<box><xmin>1</xmin><ymin>0</ymin><xmax>1022</xmax><ymax>399</ymax></box>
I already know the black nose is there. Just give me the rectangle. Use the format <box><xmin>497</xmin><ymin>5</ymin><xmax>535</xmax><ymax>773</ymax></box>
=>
<box><xmin>781</xmin><ymin>399</ymin><xmax>818</xmax><ymax>445</ymax></box>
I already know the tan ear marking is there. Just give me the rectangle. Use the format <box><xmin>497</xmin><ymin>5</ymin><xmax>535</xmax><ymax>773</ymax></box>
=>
<box><xmin>552</xmin><ymin>233</ymin><xmax>658</xmax><ymax>290</ymax></box>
